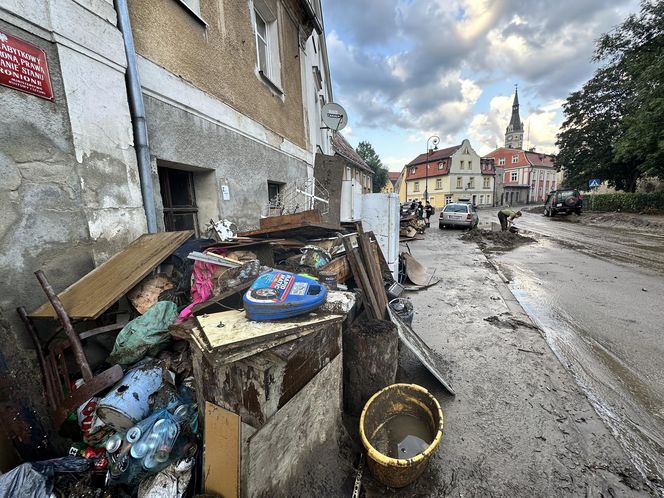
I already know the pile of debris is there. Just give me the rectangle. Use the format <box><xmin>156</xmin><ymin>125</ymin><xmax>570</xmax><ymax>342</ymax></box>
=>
<box><xmin>461</xmin><ymin>228</ymin><xmax>536</xmax><ymax>252</ymax></box>
<box><xmin>5</xmin><ymin>209</ymin><xmax>453</xmax><ymax>497</ymax></box>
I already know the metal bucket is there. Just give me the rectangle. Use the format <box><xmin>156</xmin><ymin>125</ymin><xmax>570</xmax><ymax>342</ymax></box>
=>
<box><xmin>96</xmin><ymin>363</ymin><xmax>163</xmax><ymax>431</ymax></box>
<box><xmin>360</xmin><ymin>383</ymin><xmax>444</xmax><ymax>488</ymax></box>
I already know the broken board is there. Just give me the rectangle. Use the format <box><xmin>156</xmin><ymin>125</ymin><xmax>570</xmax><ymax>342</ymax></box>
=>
<box><xmin>30</xmin><ymin>231</ymin><xmax>193</xmax><ymax>320</ymax></box>
<box><xmin>204</xmin><ymin>402</ymin><xmax>240</xmax><ymax>498</ymax></box>
<box><xmin>388</xmin><ymin>307</ymin><xmax>455</xmax><ymax>395</ymax></box>
<box><xmin>193</xmin><ymin>310</ymin><xmax>343</xmax><ymax>361</ymax></box>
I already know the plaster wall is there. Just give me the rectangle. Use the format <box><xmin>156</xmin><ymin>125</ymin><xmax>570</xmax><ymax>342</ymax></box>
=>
<box><xmin>0</xmin><ymin>0</ymin><xmax>146</xmax><ymax>457</ymax></box>
<box><xmin>127</xmin><ymin>0</ymin><xmax>307</xmax><ymax>149</ymax></box>
<box><xmin>144</xmin><ymin>94</ymin><xmax>309</xmax><ymax>231</ymax></box>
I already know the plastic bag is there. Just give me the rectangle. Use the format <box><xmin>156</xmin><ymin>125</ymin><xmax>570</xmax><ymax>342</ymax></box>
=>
<box><xmin>0</xmin><ymin>456</ymin><xmax>89</xmax><ymax>498</ymax></box>
<box><xmin>108</xmin><ymin>301</ymin><xmax>178</xmax><ymax>365</ymax></box>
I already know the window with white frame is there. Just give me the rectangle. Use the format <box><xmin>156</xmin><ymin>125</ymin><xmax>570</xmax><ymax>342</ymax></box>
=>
<box><xmin>486</xmin><ymin>194</ymin><xmax>491</xmax><ymax>204</ymax></box>
<box><xmin>499</xmin><ymin>157</ymin><xmax>505</xmax><ymax>165</ymax></box>
<box><xmin>414</xmin><ymin>181</ymin><xmax>420</xmax><ymax>192</ymax></box>
<box><xmin>445</xmin><ymin>195</ymin><xmax>452</xmax><ymax>205</ymax></box>
<box><xmin>253</xmin><ymin>1</ymin><xmax>281</xmax><ymax>89</ymax></box>
<box><xmin>410</xmin><ymin>167</ymin><xmax>416</xmax><ymax>175</ymax></box>
<box><xmin>456</xmin><ymin>177</ymin><xmax>462</xmax><ymax>189</ymax></box>
<box><xmin>512</xmin><ymin>155</ymin><xmax>518</xmax><ymax>164</ymax></box>
<box><xmin>479</xmin><ymin>194</ymin><xmax>484</xmax><ymax>205</ymax></box>
<box><xmin>469</xmin><ymin>177</ymin><xmax>475</xmax><ymax>189</ymax></box>
<box><xmin>510</xmin><ymin>171</ymin><xmax>518</xmax><ymax>182</ymax></box>
<box><xmin>436</xmin><ymin>178</ymin><xmax>442</xmax><ymax>189</ymax></box>
<box><xmin>438</xmin><ymin>162</ymin><xmax>444</xmax><ymax>170</ymax></box>
<box><xmin>460</xmin><ymin>160</ymin><xmax>465</xmax><ymax>169</ymax></box>
<box><xmin>483</xmin><ymin>177</ymin><xmax>490</xmax><ymax>189</ymax></box>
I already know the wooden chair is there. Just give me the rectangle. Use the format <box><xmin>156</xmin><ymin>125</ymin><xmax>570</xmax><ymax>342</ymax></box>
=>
<box><xmin>17</xmin><ymin>270</ymin><xmax>124</xmax><ymax>427</ymax></box>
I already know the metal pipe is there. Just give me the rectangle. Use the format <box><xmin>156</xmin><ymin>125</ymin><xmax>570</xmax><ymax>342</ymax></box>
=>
<box><xmin>114</xmin><ymin>0</ymin><xmax>158</xmax><ymax>233</ymax></box>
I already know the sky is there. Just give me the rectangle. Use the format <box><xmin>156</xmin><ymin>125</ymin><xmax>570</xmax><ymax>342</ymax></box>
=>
<box><xmin>321</xmin><ymin>0</ymin><xmax>641</xmax><ymax>171</ymax></box>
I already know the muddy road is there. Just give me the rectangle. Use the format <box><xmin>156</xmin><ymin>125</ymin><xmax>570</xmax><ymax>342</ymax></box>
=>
<box><xmin>480</xmin><ymin>208</ymin><xmax>664</xmax><ymax>493</ymax></box>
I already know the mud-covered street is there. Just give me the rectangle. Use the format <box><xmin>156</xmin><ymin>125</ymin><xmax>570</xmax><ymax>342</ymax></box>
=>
<box><xmin>476</xmin><ymin>208</ymin><xmax>664</xmax><ymax>494</ymax></box>
<box><xmin>368</xmin><ymin>221</ymin><xmax>657</xmax><ymax>497</ymax></box>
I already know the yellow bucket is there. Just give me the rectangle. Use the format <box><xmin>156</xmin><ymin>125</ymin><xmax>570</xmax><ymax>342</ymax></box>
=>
<box><xmin>359</xmin><ymin>383</ymin><xmax>444</xmax><ymax>488</ymax></box>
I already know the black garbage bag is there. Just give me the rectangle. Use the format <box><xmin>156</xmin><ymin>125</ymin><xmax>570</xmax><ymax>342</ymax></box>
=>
<box><xmin>160</xmin><ymin>238</ymin><xmax>216</xmax><ymax>306</ymax></box>
<box><xmin>0</xmin><ymin>456</ymin><xmax>90</xmax><ymax>498</ymax></box>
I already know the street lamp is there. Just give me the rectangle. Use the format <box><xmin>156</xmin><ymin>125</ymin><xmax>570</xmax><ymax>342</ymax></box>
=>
<box><xmin>425</xmin><ymin>135</ymin><xmax>440</xmax><ymax>202</ymax></box>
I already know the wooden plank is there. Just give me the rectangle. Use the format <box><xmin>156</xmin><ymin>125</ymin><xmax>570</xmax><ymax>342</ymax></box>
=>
<box><xmin>191</xmin><ymin>280</ymin><xmax>252</xmax><ymax>314</ymax></box>
<box><xmin>357</xmin><ymin>232</ymin><xmax>388</xmax><ymax>319</ymax></box>
<box><xmin>342</xmin><ymin>236</ymin><xmax>379</xmax><ymax>319</ymax></box>
<box><xmin>204</xmin><ymin>402</ymin><xmax>240</xmax><ymax>498</ymax></box>
<box><xmin>238</xmin><ymin>222</ymin><xmax>341</xmax><ymax>239</ymax></box>
<box><xmin>259</xmin><ymin>209</ymin><xmax>322</xmax><ymax>230</ymax></box>
<box><xmin>30</xmin><ymin>231</ymin><xmax>194</xmax><ymax>320</ymax></box>
<box><xmin>195</xmin><ymin>310</ymin><xmax>343</xmax><ymax>354</ymax></box>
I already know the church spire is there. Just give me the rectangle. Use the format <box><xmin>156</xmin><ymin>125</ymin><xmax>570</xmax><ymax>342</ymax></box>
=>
<box><xmin>505</xmin><ymin>85</ymin><xmax>524</xmax><ymax>149</ymax></box>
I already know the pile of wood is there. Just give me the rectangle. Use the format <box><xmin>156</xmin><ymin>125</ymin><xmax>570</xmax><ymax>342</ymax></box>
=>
<box><xmin>341</xmin><ymin>228</ymin><xmax>388</xmax><ymax>320</ymax></box>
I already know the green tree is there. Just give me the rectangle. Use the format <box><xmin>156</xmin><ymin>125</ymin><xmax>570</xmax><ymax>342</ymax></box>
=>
<box><xmin>356</xmin><ymin>141</ymin><xmax>389</xmax><ymax>193</ymax></box>
<box><xmin>556</xmin><ymin>0</ymin><xmax>664</xmax><ymax>191</ymax></box>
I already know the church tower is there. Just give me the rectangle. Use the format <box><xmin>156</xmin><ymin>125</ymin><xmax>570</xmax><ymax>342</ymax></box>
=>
<box><xmin>505</xmin><ymin>86</ymin><xmax>524</xmax><ymax>149</ymax></box>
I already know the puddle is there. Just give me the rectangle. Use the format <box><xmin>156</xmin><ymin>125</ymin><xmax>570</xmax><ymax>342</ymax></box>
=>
<box><xmin>504</xmin><ymin>263</ymin><xmax>664</xmax><ymax>495</ymax></box>
<box><xmin>370</xmin><ymin>414</ymin><xmax>433</xmax><ymax>459</ymax></box>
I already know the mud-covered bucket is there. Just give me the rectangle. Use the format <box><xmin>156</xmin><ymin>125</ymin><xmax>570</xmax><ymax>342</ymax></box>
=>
<box><xmin>359</xmin><ymin>383</ymin><xmax>443</xmax><ymax>488</ymax></box>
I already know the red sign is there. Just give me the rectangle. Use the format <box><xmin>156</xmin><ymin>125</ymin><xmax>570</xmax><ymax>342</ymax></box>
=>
<box><xmin>0</xmin><ymin>31</ymin><xmax>53</xmax><ymax>100</ymax></box>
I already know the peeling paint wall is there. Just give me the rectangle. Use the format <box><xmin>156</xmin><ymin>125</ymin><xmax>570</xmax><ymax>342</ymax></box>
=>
<box><xmin>0</xmin><ymin>1</ymin><xmax>147</xmax><ymax>456</ymax></box>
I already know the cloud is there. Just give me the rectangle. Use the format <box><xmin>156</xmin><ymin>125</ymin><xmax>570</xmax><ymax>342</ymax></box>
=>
<box><xmin>323</xmin><ymin>0</ymin><xmax>640</xmax><ymax>142</ymax></box>
<box><xmin>467</xmin><ymin>95</ymin><xmax>563</xmax><ymax>155</ymax></box>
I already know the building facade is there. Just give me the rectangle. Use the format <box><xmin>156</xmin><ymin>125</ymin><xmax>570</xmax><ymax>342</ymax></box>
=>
<box><xmin>381</xmin><ymin>171</ymin><xmax>400</xmax><ymax>193</ymax></box>
<box><xmin>0</xmin><ymin>0</ymin><xmax>334</xmax><ymax>460</ymax></box>
<box><xmin>486</xmin><ymin>148</ymin><xmax>557</xmax><ymax>205</ymax></box>
<box><xmin>404</xmin><ymin>139</ymin><xmax>495</xmax><ymax>208</ymax></box>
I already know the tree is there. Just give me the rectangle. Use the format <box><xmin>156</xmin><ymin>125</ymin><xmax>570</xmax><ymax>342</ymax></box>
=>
<box><xmin>556</xmin><ymin>0</ymin><xmax>664</xmax><ymax>191</ymax></box>
<box><xmin>356</xmin><ymin>141</ymin><xmax>389</xmax><ymax>193</ymax></box>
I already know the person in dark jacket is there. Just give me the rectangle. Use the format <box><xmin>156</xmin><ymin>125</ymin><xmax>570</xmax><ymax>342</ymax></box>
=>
<box><xmin>425</xmin><ymin>201</ymin><xmax>435</xmax><ymax>227</ymax></box>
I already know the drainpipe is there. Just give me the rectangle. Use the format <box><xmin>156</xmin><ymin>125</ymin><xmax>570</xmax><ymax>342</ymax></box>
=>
<box><xmin>115</xmin><ymin>0</ymin><xmax>158</xmax><ymax>233</ymax></box>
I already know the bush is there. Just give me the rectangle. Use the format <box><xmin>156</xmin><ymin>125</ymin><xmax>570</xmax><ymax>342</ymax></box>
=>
<box><xmin>586</xmin><ymin>191</ymin><xmax>664</xmax><ymax>213</ymax></box>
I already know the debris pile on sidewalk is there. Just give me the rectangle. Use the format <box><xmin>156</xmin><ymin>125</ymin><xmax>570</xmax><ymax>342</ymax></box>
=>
<box><xmin>461</xmin><ymin>227</ymin><xmax>536</xmax><ymax>252</ymax></box>
<box><xmin>7</xmin><ymin>208</ymin><xmax>453</xmax><ymax>497</ymax></box>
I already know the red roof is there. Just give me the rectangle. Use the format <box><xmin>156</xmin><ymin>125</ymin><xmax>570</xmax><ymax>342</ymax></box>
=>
<box><xmin>406</xmin><ymin>145</ymin><xmax>461</xmax><ymax>167</ymax></box>
<box><xmin>486</xmin><ymin>147</ymin><xmax>555</xmax><ymax>169</ymax></box>
<box><xmin>388</xmin><ymin>171</ymin><xmax>401</xmax><ymax>181</ymax></box>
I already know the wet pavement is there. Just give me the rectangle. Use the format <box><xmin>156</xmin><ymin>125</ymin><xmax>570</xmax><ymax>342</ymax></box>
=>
<box><xmin>482</xmin><ymin>207</ymin><xmax>664</xmax><ymax>494</ymax></box>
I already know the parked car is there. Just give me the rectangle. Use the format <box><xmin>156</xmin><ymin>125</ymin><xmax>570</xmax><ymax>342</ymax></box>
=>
<box><xmin>543</xmin><ymin>189</ymin><xmax>583</xmax><ymax>216</ymax></box>
<box><xmin>439</xmin><ymin>203</ymin><xmax>479</xmax><ymax>229</ymax></box>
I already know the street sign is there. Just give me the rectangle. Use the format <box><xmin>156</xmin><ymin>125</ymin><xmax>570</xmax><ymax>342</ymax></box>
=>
<box><xmin>588</xmin><ymin>178</ymin><xmax>601</xmax><ymax>188</ymax></box>
<box><xmin>0</xmin><ymin>31</ymin><xmax>53</xmax><ymax>100</ymax></box>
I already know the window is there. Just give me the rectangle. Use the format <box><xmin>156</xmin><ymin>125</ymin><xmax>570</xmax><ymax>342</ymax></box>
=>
<box><xmin>410</xmin><ymin>167</ymin><xmax>416</xmax><ymax>175</ymax></box>
<box><xmin>253</xmin><ymin>1</ymin><xmax>281</xmax><ymax>89</ymax></box>
<box><xmin>414</xmin><ymin>181</ymin><xmax>420</xmax><ymax>192</ymax></box>
<box><xmin>486</xmin><ymin>195</ymin><xmax>491</xmax><ymax>205</ymax></box>
<box><xmin>345</xmin><ymin>166</ymin><xmax>351</xmax><ymax>180</ymax></box>
<box><xmin>469</xmin><ymin>177</ymin><xmax>475</xmax><ymax>189</ymax></box>
<box><xmin>468</xmin><ymin>160</ymin><xmax>472</xmax><ymax>169</ymax></box>
<box><xmin>479</xmin><ymin>195</ymin><xmax>484</xmax><ymax>205</ymax></box>
<box><xmin>268</xmin><ymin>181</ymin><xmax>283</xmax><ymax>203</ymax></box>
<box><xmin>445</xmin><ymin>195</ymin><xmax>452</xmax><ymax>205</ymax></box>
<box><xmin>460</xmin><ymin>160</ymin><xmax>465</xmax><ymax>169</ymax></box>
<box><xmin>483</xmin><ymin>177</ymin><xmax>490</xmax><ymax>189</ymax></box>
<box><xmin>456</xmin><ymin>177</ymin><xmax>462</xmax><ymax>189</ymax></box>
<box><xmin>511</xmin><ymin>171</ymin><xmax>518</xmax><ymax>182</ymax></box>
<box><xmin>498</xmin><ymin>158</ymin><xmax>505</xmax><ymax>166</ymax></box>
<box><xmin>438</xmin><ymin>162</ymin><xmax>444</xmax><ymax>170</ymax></box>
<box><xmin>512</xmin><ymin>155</ymin><xmax>518</xmax><ymax>164</ymax></box>
<box><xmin>158</xmin><ymin>167</ymin><xmax>199</xmax><ymax>236</ymax></box>
<box><xmin>436</xmin><ymin>178</ymin><xmax>442</xmax><ymax>189</ymax></box>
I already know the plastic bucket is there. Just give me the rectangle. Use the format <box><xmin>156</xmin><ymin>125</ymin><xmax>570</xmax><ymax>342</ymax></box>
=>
<box><xmin>359</xmin><ymin>383</ymin><xmax>444</xmax><ymax>488</ymax></box>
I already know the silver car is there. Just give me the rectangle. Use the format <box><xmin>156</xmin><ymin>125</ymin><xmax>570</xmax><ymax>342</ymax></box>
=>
<box><xmin>439</xmin><ymin>203</ymin><xmax>479</xmax><ymax>229</ymax></box>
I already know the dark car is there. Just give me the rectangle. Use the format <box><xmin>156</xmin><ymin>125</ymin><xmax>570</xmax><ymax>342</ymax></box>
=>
<box><xmin>544</xmin><ymin>189</ymin><xmax>582</xmax><ymax>216</ymax></box>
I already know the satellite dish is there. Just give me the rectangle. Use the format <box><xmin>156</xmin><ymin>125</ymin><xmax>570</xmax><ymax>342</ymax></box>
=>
<box><xmin>321</xmin><ymin>102</ymin><xmax>348</xmax><ymax>131</ymax></box>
